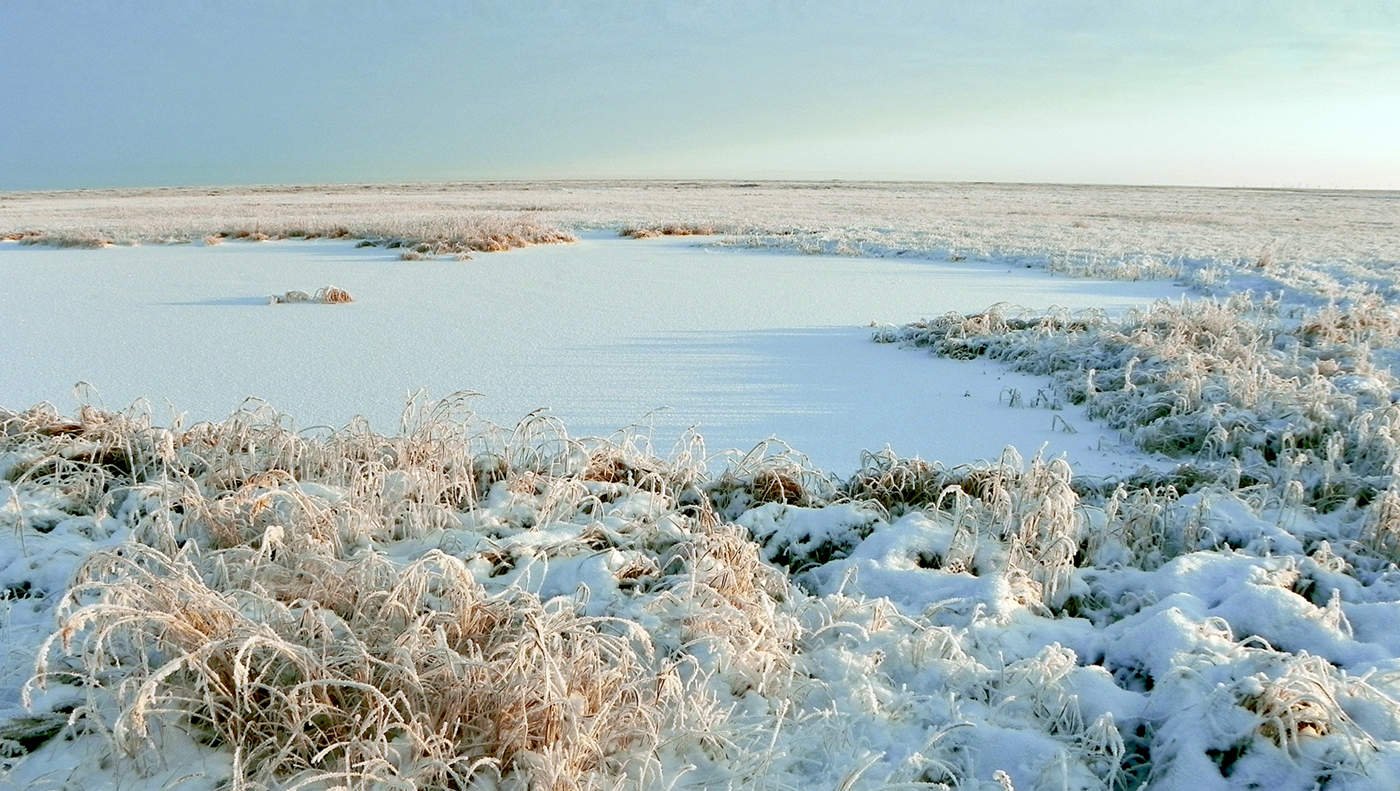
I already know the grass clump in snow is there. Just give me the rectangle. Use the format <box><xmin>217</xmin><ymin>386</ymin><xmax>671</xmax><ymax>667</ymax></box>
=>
<box><xmin>706</xmin><ymin>440</ymin><xmax>837</xmax><ymax>518</ymax></box>
<box><xmin>269</xmin><ymin>286</ymin><xmax>353</xmax><ymax>304</ymax></box>
<box><xmin>36</xmin><ymin>546</ymin><xmax>687</xmax><ymax>788</ymax></box>
<box><xmin>5</xmin><ymin>398</ymin><xmax>722</xmax><ymax>787</ymax></box>
<box><xmin>619</xmin><ymin>223</ymin><xmax>720</xmax><ymax>239</ymax></box>
<box><xmin>10</xmin><ymin>231</ymin><xmax>119</xmax><ymax>249</ymax></box>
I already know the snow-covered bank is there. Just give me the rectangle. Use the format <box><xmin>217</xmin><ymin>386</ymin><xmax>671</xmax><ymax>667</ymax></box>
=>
<box><xmin>0</xmin><ymin>235</ymin><xmax>1178</xmax><ymax>475</ymax></box>
<box><xmin>4</xmin><ymin>400</ymin><xmax>1400</xmax><ymax>790</ymax></box>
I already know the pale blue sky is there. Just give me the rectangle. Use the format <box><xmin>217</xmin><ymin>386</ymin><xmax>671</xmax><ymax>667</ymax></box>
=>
<box><xmin>2</xmin><ymin>1</ymin><xmax>1397</xmax><ymax>189</ymax></box>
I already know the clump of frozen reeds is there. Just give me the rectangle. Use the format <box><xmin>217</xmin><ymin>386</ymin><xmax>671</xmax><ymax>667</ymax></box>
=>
<box><xmin>32</xmin><ymin>545</ymin><xmax>693</xmax><ymax>788</ymax></box>
<box><xmin>923</xmin><ymin>450</ymin><xmax>1083</xmax><ymax>609</ymax></box>
<box><xmin>0</xmin><ymin>402</ymin><xmax>172</xmax><ymax>523</ymax></box>
<box><xmin>619</xmin><ymin>223</ymin><xmax>720</xmax><ymax>239</ymax></box>
<box><xmin>653</xmin><ymin>513</ymin><xmax>803</xmax><ymax>695</ymax></box>
<box><xmin>1361</xmin><ymin>484</ymin><xmax>1400</xmax><ymax>565</ymax></box>
<box><xmin>833</xmin><ymin>447</ymin><xmax>1090</xmax><ymax>609</ymax></box>
<box><xmin>999</xmin><ymin>455</ymin><xmax>1081</xmax><ymax>609</ymax></box>
<box><xmin>20</xmin><ymin>233</ymin><xmax>117</xmax><ymax>249</ymax></box>
<box><xmin>1230</xmin><ymin>649</ymin><xmax>1381</xmax><ymax>777</ymax></box>
<box><xmin>843</xmin><ymin>449</ymin><xmax>950</xmax><ymax>515</ymax></box>
<box><xmin>268</xmin><ymin>286</ymin><xmax>353</xmax><ymax>304</ymax></box>
<box><xmin>206</xmin><ymin>217</ymin><xmax>575</xmax><ymax>256</ymax></box>
<box><xmin>4</xmin><ymin>397</ymin><xmax>750</xmax><ymax>787</ymax></box>
<box><xmin>1046</xmin><ymin>252</ymin><xmax>1184</xmax><ymax>281</ymax></box>
<box><xmin>276</xmin><ymin>215</ymin><xmax>575</xmax><ymax>257</ymax></box>
<box><xmin>708</xmin><ymin>440</ymin><xmax>837</xmax><ymax>518</ymax></box>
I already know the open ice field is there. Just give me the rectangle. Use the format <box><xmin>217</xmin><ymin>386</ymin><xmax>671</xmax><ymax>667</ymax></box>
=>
<box><xmin>4</xmin><ymin>182</ymin><xmax>1400</xmax><ymax>790</ymax></box>
<box><xmin>0</xmin><ymin>233</ymin><xmax>1180</xmax><ymax>476</ymax></box>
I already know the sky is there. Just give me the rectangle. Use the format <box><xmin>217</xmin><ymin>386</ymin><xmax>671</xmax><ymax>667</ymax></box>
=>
<box><xmin>1</xmin><ymin>1</ymin><xmax>1397</xmax><ymax>190</ymax></box>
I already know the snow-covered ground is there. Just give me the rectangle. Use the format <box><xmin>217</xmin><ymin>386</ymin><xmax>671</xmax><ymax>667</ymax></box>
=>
<box><xmin>6</xmin><ymin>182</ymin><xmax>1397</xmax><ymax>277</ymax></box>
<box><xmin>4</xmin><ymin>182</ymin><xmax>1400</xmax><ymax>790</ymax></box>
<box><xmin>0</xmin><ymin>234</ymin><xmax>1179</xmax><ymax>475</ymax></box>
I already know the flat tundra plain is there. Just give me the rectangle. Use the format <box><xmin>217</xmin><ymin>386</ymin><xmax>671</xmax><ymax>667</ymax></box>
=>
<box><xmin>2</xmin><ymin>181</ymin><xmax>1400</xmax><ymax>790</ymax></box>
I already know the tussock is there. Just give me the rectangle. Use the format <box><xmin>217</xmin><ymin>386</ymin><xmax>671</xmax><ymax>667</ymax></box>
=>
<box><xmin>14</xmin><ymin>232</ymin><xmax>116</xmax><ymax>249</ymax></box>
<box><xmin>269</xmin><ymin>286</ymin><xmax>354</xmax><ymax>304</ymax></box>
<box><xmin>619</xmin><ymin>223</ymin><xmax>720</xmax><ymax>239</ymax></box>
<box><xmin>844</xmin><ymin>450</ymin><xmax>950</xmax><ymax>513</ymax></box>
<box><xmin>35</xmin><ymin>546</ymin><xmax>686</xmax><ymax>788</ymax></box>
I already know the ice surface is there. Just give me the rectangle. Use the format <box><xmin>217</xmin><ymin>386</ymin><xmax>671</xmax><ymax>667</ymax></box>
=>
<box><xmin>0</xmin><ymin>234</ymin><xmax>1180</xmax><ymax>474</ymax></box>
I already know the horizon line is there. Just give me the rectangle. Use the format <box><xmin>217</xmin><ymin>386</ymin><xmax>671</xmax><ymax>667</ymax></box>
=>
<box><xmin>4</xmin><ymin>176</ymin><xmax>1398</xmax><ymax>196</ymax></box>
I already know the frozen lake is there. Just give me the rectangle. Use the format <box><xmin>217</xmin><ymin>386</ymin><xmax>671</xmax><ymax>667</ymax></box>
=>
<box><xmin>0</xmin><ymin>235</ymin><xmax>1182</xmax><ymax>474</ymax></box>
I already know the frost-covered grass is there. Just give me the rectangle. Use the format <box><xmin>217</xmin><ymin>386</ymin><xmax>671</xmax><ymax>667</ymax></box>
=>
<box><xmin>5</xmin><ymin>394</ymin><xmax>1400</xmax><ymax>789</ymax></box>
<box><xmin>874</xmin><ymin>293</ymin><xmax>1400</xmax><ymax>515</ymax></box>
<box><xmin>269</xmin><ymin>286</ymin><xmax>354</xmax><ymax>305</ymax></box>
<box><xmin>618</xmin><ymin>224</ymin><xmax>719</xmax><ymax>239</ymax></box>
<box><xmin>3</xmin><ymin>214</ymin><xmax>575</xmax><ymax>257</ymax></box>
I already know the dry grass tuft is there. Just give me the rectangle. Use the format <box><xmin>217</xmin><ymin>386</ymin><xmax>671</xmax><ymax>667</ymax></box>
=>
<box><xmin>15</xmin><ymin>233</ymin><xmax>115</xmax><ymax>248</ymax></box>
<box><xmin>656</xmin><ymin>516</ymin><xmax>802</xmax><ymax>692</ymax></box>
<box><xmin>7</xmin><ymin>398</ymin><xmax>734</xmax><ymax>788</ymax></box>
<box><xmin>619</xmin><ymin>224</ymin><xmax>720</xmax><ymax>239</ymax></box>
<box><xmin>844</xmin><ymin>450</ymin><xmax>949</xmax><ymax>512</ymax></box>
<box><xmin>708</xmin><ymin>441</ymin><xmax>835</xmax><ymax>517</ymax></box>
<box><xmin>316</xmin><ymin>285</ymin><xmax>353</xmax><ymax>304</ymax></box>
<box><xmin>1235</xmin><ymin>653</ymin><xmax>1377</xmax><ymax>761</ymax></box>
<box><xmin>33</xmin><ymin>546</ymin><xmax>689</xmax><ymax>788</ymax></box>
<box><xmin>581</xmin><ymin>448</ymin><xmax>670</xmax><ymax>494</ymax></box>
<box><xmin>349</xmin><ymin>216</ymin><xmax>576</xmax><ymax>257</ymax></box>
<box><xmin>269</xmin><ymin>286</ymin><xmax>353</xmax><ymax>304</ymax></box>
